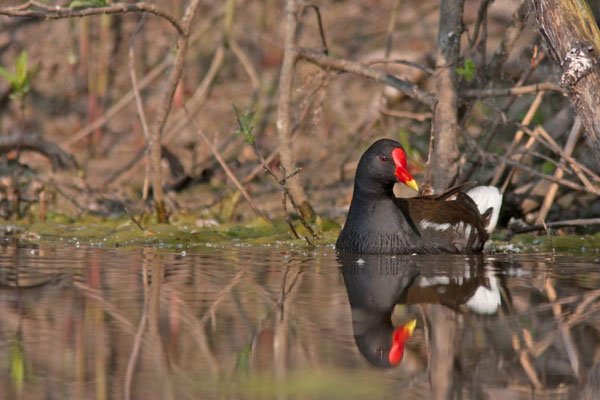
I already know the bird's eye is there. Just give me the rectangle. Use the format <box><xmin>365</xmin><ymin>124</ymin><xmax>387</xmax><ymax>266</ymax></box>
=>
<box><xmin>379</xmin><ymin>154</ymin><xmax>388</xmax><ymax>162</ymax></box>
<box><xmin>376</xmin><ymin>347</ymin><xmax>383</xmax><ymax>357</ymax></box>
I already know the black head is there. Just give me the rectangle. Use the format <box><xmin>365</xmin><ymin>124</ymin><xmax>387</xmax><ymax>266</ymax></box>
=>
<box><xmin>354</xmin><ymin>139</ymin><xmax>418</xmax><ymax>193</ymax></box>
<box><xmin>354</xmin><ymin>324</ymin><xmax>395</xmax><ymax>368</ymax></box>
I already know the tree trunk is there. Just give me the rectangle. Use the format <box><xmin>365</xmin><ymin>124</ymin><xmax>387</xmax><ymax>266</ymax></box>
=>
<box><xmin>531</xmin><ymin>0</ymin><xmax>600</xmax><ymax>150</ymax></box>
<box><xmin>427</xmin><ymin>0</ymin><xmax>465</xmax><ymax>192</ymax></box>
<box><xmin>276</xmin><ymin>0</ymin><xmax>315</xmax><ymax>220</ymax></box>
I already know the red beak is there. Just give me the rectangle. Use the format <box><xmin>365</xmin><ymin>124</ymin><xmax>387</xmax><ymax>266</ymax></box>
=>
<box><xmin>388</xmin><ymin>319</ymin><xmax>416</xmax><ymax>366</ymax></box>
<box><xmin>392</xmin><ymin>148</ymin><xmax>418</xmax><ymax>191</ymax></box>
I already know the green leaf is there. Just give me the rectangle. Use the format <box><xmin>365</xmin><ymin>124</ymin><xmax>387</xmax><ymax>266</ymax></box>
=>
<box><xmin>0</xmin><ymin>50</ymin><xmax>36</xmax><ymax>105</ymax></box>
<box><xmin>541</xmin><ymin>161</ymin><xmax>556</xmax><ymax>174</ymax></box>
<box><xmin>0</xmin><ymin>65</ymin><xmax>16</xmax><ymax>85</ymax></box>
<box><xmin>456</xmin><ymin>59</ymin><xmax>476</xmax><ymax>81</ymax></box>
<box><xmin>10</xmin><ymin>339</ymin><xmax>24</xmax><ymax>394</ymax></box>
<box><xmin>234</xmin><ymin>344</ymin><xmax>251</xmax><ymax>376</ymax></box>
<box><xmin>233</xmin><ymin>104</ymin><xmax>256</xmax><ymax>145</ymax></box>
<box><xmin>16</xmin><ymin>50</ymin><xmax>28</xmax><ymax>86</ymax></box>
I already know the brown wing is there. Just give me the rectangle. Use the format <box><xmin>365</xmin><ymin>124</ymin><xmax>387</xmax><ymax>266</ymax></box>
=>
<box><xmin>418</xmin><ymin>182</ymin><xmax>477</xmax><ymax>201</ymax></box>
<box><xmin>400</xmin><ymin>194</ymin><xmax>489</xmax><ymax>253</ymax></box>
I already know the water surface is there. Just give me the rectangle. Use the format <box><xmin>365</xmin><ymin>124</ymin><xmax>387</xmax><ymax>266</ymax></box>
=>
<box><xmin>1</xmin><ymin>243</ymin><xmax>599</xmax><ymax>399</ymax></box>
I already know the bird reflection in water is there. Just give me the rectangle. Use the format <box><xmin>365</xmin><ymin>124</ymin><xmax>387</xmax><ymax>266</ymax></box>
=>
<box><xmin>338</xmin><ymin>252</ymin><xmax>502</xmax><ymax>368</ymax></box>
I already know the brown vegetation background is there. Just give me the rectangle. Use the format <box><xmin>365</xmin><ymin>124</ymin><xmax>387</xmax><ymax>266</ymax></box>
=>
<box><xmin>0</xmin><ymin>0</ymin><xmax>599</xmax><ymax>230</ymax></box>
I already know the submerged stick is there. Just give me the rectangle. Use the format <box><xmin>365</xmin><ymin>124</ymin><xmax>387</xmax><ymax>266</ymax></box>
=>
<box><xmin>510</xmin><ymin>217</ymin><xmax>600</xmax><ymax>233</ymax></box>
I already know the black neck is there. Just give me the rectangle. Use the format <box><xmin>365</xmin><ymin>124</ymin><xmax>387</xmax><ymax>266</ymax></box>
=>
<box><xmin>353</xmin><ymin>178</ymin><xmax>395</xmax><ymax>199</ymax></box>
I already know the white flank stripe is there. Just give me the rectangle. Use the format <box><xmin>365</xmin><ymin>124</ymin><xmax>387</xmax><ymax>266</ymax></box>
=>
<box><xmin>419</xmin><ymin>220</ymin><xmax>452</xmax><ymax>231</ymax></box>
<box><xmin>420</xmin><ymin>220</ymin><xmax>474</xmax><ymax>237</ymax></box>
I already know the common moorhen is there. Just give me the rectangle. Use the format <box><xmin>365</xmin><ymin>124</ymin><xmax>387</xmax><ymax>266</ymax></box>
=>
<box><xmin>340</xmin><ymin>252</ymin><xmax>501</xmax><ymax>367</ymax></box>
<box><xmin>336</xmin><ymin>139</ymin><xmax>502</xmax><ymax>254</ymax></box>
<box><xmin>340</xmin><ymin>253</ymin><xmax>419</xmax><ymax>368</ymax></box>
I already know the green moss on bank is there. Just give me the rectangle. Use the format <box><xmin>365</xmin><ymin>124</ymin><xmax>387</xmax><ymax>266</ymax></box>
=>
<box><xmin>2</xmin><ymin>214</ymin><xmax>341</xmax><ymax>249</ymax></box>
<box><xmin>4</xmin><ymin>213</ymin><xmax>599</xmax><ymax>253</ymax></box>
<box><xmin>486</xmin><ymin>232</ymin><xmax>600</xmax><ymax>253</ymax></box>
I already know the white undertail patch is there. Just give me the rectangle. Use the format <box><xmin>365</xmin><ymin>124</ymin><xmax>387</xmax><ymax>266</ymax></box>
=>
<box><xmin>466</xmin><ymin>271</ymin><xmax>501</xmax><ymax>315</ymax></box>
<box><xmin>466</xmin><ymin>186</ymin><xmax>503</xmax><ymax>233</ymax></box>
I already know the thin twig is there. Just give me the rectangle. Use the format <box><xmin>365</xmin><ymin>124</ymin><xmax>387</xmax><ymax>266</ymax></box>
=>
<box><xmin>240</xmin><ymin>73</ymin><xmax>325</xmax><ymax>185</ymax></box>
<box><xmin>128</xmin><ymin>17</ymin><xmax>150</xmax><ymax>142</ymax></box>
<box><xmin>198</xmin><ymin>269</ymin><xmax>246</xmax><ymax>326</ymax></box>
<box><xmin>73</xmin><ymin>282</ymin><xmax>136</xmax><ymax>335</ymax></box>
<box><xmin>48</xmin><ymin>182</ymin><xmax>88</xmax><ymax>213</ymax></box>
<box><xmin>62</xmin><ymin>12</ymin><xmax>221</xmax><ymax>148</ymax></box>
<box><xmin>469</xmin><ymin>0</ymin><xmax>494</xmax><ymax>48</ymax></box>
<box><xmin>124</xmin><ymin>206</ymin><xmax>146</xmax><ymax>232</ymax></box>
<box><xmin>297</xmin><ymin>47</ymin><xmax>435</xmax><ymax>106</ymax></box>
<box><xmin>529</xmin><ymin>292</ymin><xmax>600</xmax><ymax>358</ymax></box>
<box><xmin>224</xmin><ymin>0</ymin><xmax>260</xmax><ymax>91</ymax></box>
<box><xmin>128</xmin><ymin>15</ymin><xmax>153</xmax><ymax>202</ymax></box>
<box><xmin>184</xmin><ymin>106</ymin><xmax>266</xmax><ymax>220</ymax></box>
<box><xmin>163</xmin><ymin>44</ymin><xmax>226</xmax><ymax>143</ymax></box>
<box><xmin>380</xmin><ymin>108</ymin><xmax>432</xmax><ymax>121</ymax></box>
<box><xmin>229</xmin><ymin>37</ymin><xmax>260</xmax><ymax>91</ymax></box>
<box><xmin>536</xmin><ymin>118</ymin><xmax>584</xmax><ymax>223</ymax></box>
<box><xmin>511</xmin><ymin>333</ymin><xmax>542</xmax><ymax>389</ymax></box>
<box><xmin>529</xmin><ymin>125</ymin><xmax>600</xmax><ymax>190</ymax></box>
<box><xmin>234</xmin><ymin>108</ymin><xmax>316</xmax><ymax>242</ymax></box>
<box><xmin>541</xmin><ymin>219</ymin><xmax>556</xmax><ymax>254</ymax></box>
<box><xmin>491</xmin><ymin>91</ymin><xmax>545</xmax><ymax>188</ymax></box>
<box><xmin>461</xmin><ymin>51</ymin><xmax>547</xmax><ymax>183</ymax></box>
<box><xmin>487</xmin><ymin>0</ymin><xmax>528</xmax><ymax>81</ymax></box>
<box><xmin>62</xmin><ymin>58</ymin><xmax>169</xmax><ymax>147</ymax></box>
<box><xmin>503</xmin><ymin>121</ymin><xmax>600</xmax><ymax>192</ymax></box>
<box><xmin>124</xmin><ymin>263</ymin><xmax>149</xmax><ymax>400</ymax></box>
<box><xmin>300</xmin><ymin>4</ymin><xmax>329</xmax><ymax>54</ymax></box>
<box><xmin>462</xmin><ymin>82</ymin><xmax>561</xmax><ymax>98</ymax></box>
<box><xmin>384</xmin><ymin>0</ymin><xmax>402</xmax><ymax>58</ymax></box>
<box><xmin>367</xmin><ymin>58</ymin><xmax>434</xmax><ymax>74</ymax></box>
<box><xmin>466</xmin><ymin>134</ymin><xmax>594</xmax><ymax>193</ymax></box>
<box><xmin>103</xmin><ymin>147</ymin><xmax>147</xmax><ymax>187</ymax></box>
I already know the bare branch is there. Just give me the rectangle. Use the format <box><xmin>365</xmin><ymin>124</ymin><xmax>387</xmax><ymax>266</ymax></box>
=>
<box><xmin>380</xmin><ymin>108</ymin><xmax>432</xmax><ymax>121</ymax></box>
<box><xmin>296</xmin><ymin>48</ymin><xmax>434</xmax><ymax>106</ymax></box>
<box><xmin>366</xmin><ymin>58</ymin><xmax>434</xmax><ymax>74</ymax></box>
<box><xmin>0</xmin><ymin>1</ymin><xmax>184</xmax><ymax>34</ymax></box>
<box><xmin>474</xmin><ymin>142</ymin><xmax>594</xmax><ymax>194</ymax></box>
<box><xmin>490</xmin><ymin>91</ymin><xmax>545</xmax><ymax>188</ymax></box>
<box><xmin>469</xmin><ymin>0</ymin><xmax>494</xmax><ymax>48</ymax></box>
<box><xmin>462</xmin><ymin>82</ymin><xmax>561</xmax><ymax>98</ymax></box>
<box><xmin>0</xmin><ymin>133</ymin><xmax>78</xmax><ymax>170</ymax></box>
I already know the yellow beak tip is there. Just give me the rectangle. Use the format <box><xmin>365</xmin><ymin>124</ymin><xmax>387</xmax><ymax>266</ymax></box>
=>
<box><xmin>405</xmin><ymin>319</ymin><xmax>417</xmax><ymax>335</ymax></box>
<box><xmin>405</xmin><ymin>179</ymin><xmax>419</xmax><ymax>192</ymax></box>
